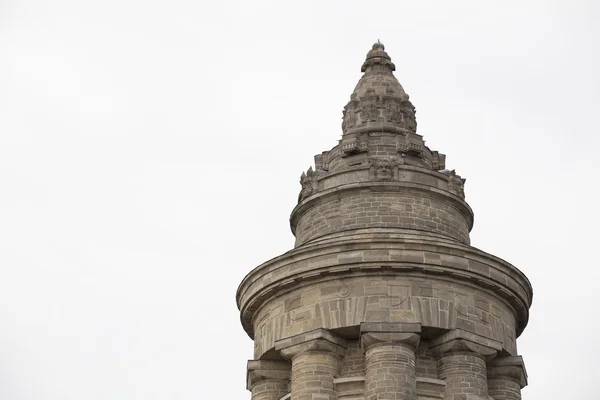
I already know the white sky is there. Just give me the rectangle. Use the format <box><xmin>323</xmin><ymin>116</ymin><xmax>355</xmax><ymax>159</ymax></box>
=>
<box><xmin>0</xmin><ymin>1</ymin><xmax>598</xmax><ymax>399</ymax></box>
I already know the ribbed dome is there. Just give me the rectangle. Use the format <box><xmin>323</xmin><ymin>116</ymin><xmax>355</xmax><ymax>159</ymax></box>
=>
<box><xmin>342</xmin><ymin>42</ymin><xmax>416</xmax><ymax>135</ymax></box>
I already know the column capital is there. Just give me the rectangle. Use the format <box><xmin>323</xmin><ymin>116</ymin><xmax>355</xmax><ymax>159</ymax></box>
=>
<box><xmin>360</xmin><ymin>322</ymin><xmax>421</xmax><ymax>351</ymax></box>
<box><xmin>429</xmin><ymin>329</ymin><xmax>502</xmax><ymax>360</ymax></box>
<box><xmin>274</xmin><ymin>328</ymin><xmax>348</xmax><ymax>360</ymax></box>
<box><xmin>487</xmin><ymin>355</ymin><xmax>528</xmax><ymax>388</ymax></box>
<box><xmin>246</xmin><ymin>360</ymin><xmax>291</xmax><ymax>391</ymax></box>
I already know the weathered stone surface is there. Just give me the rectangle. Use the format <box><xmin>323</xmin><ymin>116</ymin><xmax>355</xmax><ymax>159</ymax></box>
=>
<box><xmin>487</xmin><ymin>356</ymin><xmax>527</xmax><ymax>400</ymax></box>
<box><xmin>334</xmin><ymin>376</ymin><xmax>365</xmax><ymax>399</ymax></box>
<box><xmin>275</xmin><ymin>328</ymin><xmax>348</xmax><ymax>360</ymax></box>
<box><xmin>241</xmin><ymin>258</ymin><xmax>526</xmax><ymax>358</ymax></box>
<box><xmin>429</xmin><ymin>329</ymin><xmax>502</xmax><ymax>360</ymax></box>
<box><xmin>364</xmin><ymin>341</ymin><xmax>417</xmax><ymax>400</ymax></box>
<box><xmin>416</xmin><ymin>377</ymin><xmax>446</xmax><ymax>399</ymax></box>
<box><xmin>237</xmin><ymin>41</ymin><xmax>533</xmax><ymax>400</ymax></box>
<box><xmin>247</xmin><ymin>360</ymin><xmax>291</xmax><ymax>400</ymax></box>
<box><xmin>292</xmin><ymin>183</ymin><xmax>473</xmax><ymax>246</ymax></box>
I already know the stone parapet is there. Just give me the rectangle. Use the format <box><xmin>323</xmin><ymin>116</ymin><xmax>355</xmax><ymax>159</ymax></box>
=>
<box><xmin>291</xmin><ymin>175</ymin><xmax>473</xmax><ymax>247</ymax></box>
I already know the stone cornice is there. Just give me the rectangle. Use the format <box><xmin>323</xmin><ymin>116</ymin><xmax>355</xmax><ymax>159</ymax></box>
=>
<box><xmin>236</xmin><ymin>236</ymin><xmax>533</xmax><ymax>340</ymax></box>
<box><xmin>321</xmin><ymin>134</ymin><xmax>439</xmax><ymax>167</ymax></box>
<box><xmin>315</xmin><ymin>162</ymin><xmax>450</xmax><ymax>187</ymax></box>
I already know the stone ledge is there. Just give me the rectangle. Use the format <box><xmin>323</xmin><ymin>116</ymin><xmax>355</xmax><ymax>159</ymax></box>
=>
<box><xmin>334</xmin><ymin>376</ymin><xmax>366</xmax><ymax>398</ymax></box>
<box><xmin>416</xmin><ymin>377</ymin><xmax>446</xmax><ymax>399</ymax></box>
<box><xmin>311</xmin><ymin>162</ymin><xmax>457</xmax><ymax>193</ymax></box>
<box><xmin>304</xmin><ymin>227</ymin><xmax>460</xmax><ymax>248</ymax></box>
<box><xmin>333</xmin><ymin>376</ymin><xmax>366</xmax><ymax>384</ymax></box>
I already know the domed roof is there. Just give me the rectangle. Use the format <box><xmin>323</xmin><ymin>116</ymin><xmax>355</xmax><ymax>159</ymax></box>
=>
<box><xmin>342</xmin><ymin>42</ymin><xmax>416</xmax><ymax>135</ymax></box>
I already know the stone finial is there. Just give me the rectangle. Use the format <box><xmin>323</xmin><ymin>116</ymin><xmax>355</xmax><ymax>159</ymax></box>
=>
<box><xmin>361</xmin><ymin>40</ymin><xmax>395</xmax><ymax>72</ymax></box>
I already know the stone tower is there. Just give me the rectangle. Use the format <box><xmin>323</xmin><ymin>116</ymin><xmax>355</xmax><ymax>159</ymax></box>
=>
<box><xmin>237</xmin><ymin>42</ymin><xmax>533</xmax><ymax>400</ymax></box>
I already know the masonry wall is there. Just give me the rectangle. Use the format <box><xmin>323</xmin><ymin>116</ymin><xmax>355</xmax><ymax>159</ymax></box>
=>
<box><xmin>294</xmin><ymin>189</ymin><xmax>471</xmax><ymax>246</ymax></box>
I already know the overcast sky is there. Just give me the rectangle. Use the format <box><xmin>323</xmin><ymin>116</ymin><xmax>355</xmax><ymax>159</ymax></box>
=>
<box><xmin>1</xmin><ymin>1</ymin><xmax>599</xmax><ymax>399</ymax></box>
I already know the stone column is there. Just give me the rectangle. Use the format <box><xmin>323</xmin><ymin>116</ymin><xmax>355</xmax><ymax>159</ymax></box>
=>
<box><xmin>430</xmin><ymin>329</ymin><xmax>502</xmax><ymax>400</ymax></box>
<box><xmin>487</xmin><ymin>356</ymin><xmax>527</xmax><ymax>400</ymax></box>
<box><xmin>247</xmin><ymin>360</ymin><xmax>291</xmax><ymax>400</ymax></box>
<box><xmin>360</xmin><ymin>322</ymin><xmax>421</xmax><ymax>400</ymax></box>
<box><xmin>275</xmin><ymin>328</ymin><xmax>348</xmax><ymax>400</ymax></box>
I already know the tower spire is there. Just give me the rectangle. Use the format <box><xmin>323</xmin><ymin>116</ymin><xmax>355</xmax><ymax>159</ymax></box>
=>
<box><xmin>342</xmin><ymin>41</ymin><xmax>416</xmax><ymax>136</ymax></box>
<box><xmin>237</xmin><ymin>41</ymin><xmax>533</xmax><ymax>400</ymax></box>
<box><xmin>361</xmin><ymin>40</ymin><xmax>395</xmax><ymax>72</ymax></box>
